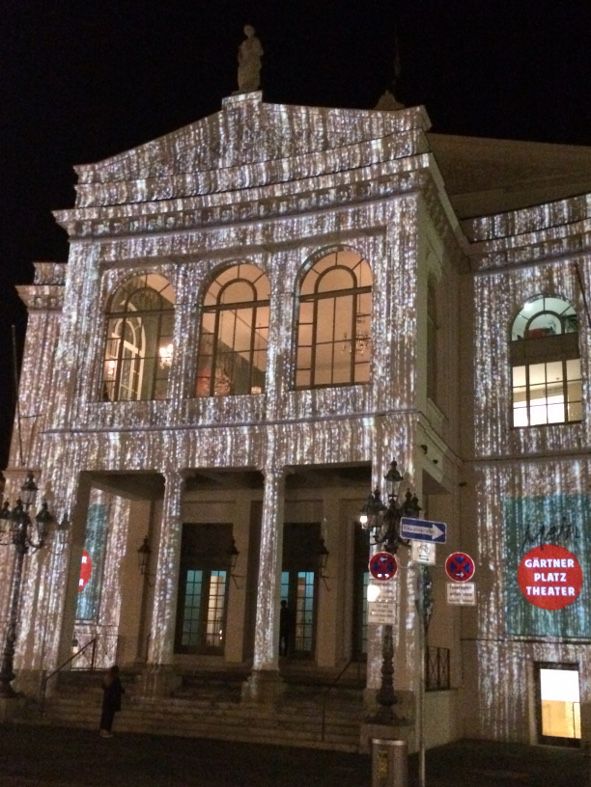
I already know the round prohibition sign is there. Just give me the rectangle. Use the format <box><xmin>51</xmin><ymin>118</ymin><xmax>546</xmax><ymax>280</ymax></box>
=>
<box><xmin>369</xmin><ymin>551</ymin><xmax>399</xmax><ymax>581</ymax></box>
<box><xmin>445</xmin><ymin>551</ymin><xmax>475</xmax><ymax>583</ymax></box>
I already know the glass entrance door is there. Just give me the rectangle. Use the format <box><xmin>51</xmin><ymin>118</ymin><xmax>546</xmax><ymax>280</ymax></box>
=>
<box><xmin>536</xmin><ymin>663</ymin><xmax>581</xmax><ymax>746</ymax></box>
<box><xmin>177</xmin><ymin>568</ymin><xmax>228</xmax><ymax>654</ymax></box>
<box><xmin>281</xmin><ymin>570</ymin><xmax>316</xmax><ymax>656</ymax></box>
<box><xmin>174</xmin><ymin>523</ymin><xmax>233</xmax><ymax>655</ymax></box>
<box><xmin>281</xmin><ymin>523</ymin><xmax>323</xmax><ymax>659</ymax></box>
<box><xmin>352</xmin><ymin>524</ymin><xmax>370</xmax><ymax>659</ymax></box>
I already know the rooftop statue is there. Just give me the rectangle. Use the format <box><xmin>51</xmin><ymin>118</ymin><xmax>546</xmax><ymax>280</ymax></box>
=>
<box><xmin>237</xmin><ymin>25</ymin><xmax>263</xmax><ymax>92</ymax></box>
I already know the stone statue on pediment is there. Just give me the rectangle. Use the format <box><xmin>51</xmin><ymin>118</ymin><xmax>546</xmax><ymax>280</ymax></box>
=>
<box><xmin>237</xmin><ymin>25</ymin><xmax>263</xmax><ymax>92</ymax></box>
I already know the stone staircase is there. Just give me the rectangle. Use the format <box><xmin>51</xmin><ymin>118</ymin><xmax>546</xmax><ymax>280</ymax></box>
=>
<box><xmin>23</xmin><ymin>669</ymin><xmax>365</xmax><ymax>752</ymax></box>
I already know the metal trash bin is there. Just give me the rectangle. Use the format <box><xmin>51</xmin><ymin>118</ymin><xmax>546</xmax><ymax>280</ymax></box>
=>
<box><xmin>371</xmin><ymin>738</ymin><xmax>408</xmax><ymax>787</ymax></box>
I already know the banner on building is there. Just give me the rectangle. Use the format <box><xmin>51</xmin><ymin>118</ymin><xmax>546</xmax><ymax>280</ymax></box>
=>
<box><xmin>504</xmin><ymin>494</ymin><xmax>591</xmax><ymax>638</ymax></box>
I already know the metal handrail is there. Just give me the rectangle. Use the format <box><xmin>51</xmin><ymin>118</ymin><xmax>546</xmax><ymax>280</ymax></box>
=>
<box><xmin>39</xmin><ymin>636</ymin><xmax>98</xmax><ymax>714</ymax></box>
<box><xmin>320</xmin><ymin>658</ymin><xmax>356</xmax><ymax>741</ymax></box>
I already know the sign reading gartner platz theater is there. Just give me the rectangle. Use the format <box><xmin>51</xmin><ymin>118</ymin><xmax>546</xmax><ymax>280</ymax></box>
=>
<box><xmin>504</xmin><ymin>494</ymin><xmax>591</xmax><ymax>638</ymax></box>
<box><xmin>518</xmin><ymin>545</ymin><xmax>583</xmax><ymax>610</ymax></box>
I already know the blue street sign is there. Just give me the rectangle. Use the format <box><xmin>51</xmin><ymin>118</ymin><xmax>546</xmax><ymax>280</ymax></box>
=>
<box><xmin>400</xmin><ymin>517</ymin><xmax>447</xmax><ymax>544</ymax></box>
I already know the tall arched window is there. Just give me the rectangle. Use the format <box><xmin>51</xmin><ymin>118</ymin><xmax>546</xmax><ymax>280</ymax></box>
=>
<box><xmin>295</xmin><ymin>248</ymin><xmax>372</xmax><ymax>388</ymax></box>
<box><xmin>196</xmin><ymin>263</ymin><xmax>269</xmax><ymax>396</ymax></box>
<box><xmin>511</xmin><ymin>295</ymin><xmax>582</xmax><ymax>426</ymax></box>
<box><xmin>102</xmin><ymin>274</ymin><xmax>175</xmax><ymax>402</ymax></box>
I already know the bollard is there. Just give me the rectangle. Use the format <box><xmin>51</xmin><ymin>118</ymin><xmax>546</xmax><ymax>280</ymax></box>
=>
<box><xmin>371</xmin><ymin>738</ymin><xmax>408</xmax><ymax>787</ymax></box>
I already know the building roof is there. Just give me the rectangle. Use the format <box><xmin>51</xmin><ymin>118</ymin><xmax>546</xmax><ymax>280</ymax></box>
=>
<box><xmin>428</xmin><ymin>133</ymin><xmax>591</xmax><ymax>219</ymax></box>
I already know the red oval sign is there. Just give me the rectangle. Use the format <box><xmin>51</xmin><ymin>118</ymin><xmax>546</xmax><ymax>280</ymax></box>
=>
<box><xmin>445</xmin><ymin>552</ymin><xmax>476</xmax><ymax>583</ymax></box>
<box><xmin>518</xmin><ymin>544</ymin><xmax>582</xmax><ymax>610</ymax></box>
<box><xmin>78</xmin><ymin>549</ymin><xmax>92</xmax><ymax>592</ymax></box>
<box><xmin>369</xmin><ymin>551</ymin><xmax>399</xmax><ymax>581</ymax></box>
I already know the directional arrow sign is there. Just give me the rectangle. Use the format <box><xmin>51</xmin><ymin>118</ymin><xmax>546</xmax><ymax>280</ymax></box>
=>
<box><xmin>400</xmin><ymin>517</ymin><xmax>447</xmax><ymax>544</ymax></box>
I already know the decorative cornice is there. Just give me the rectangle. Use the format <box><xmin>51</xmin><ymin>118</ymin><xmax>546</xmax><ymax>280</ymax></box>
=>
<box><xmin>16</xmin><ymin>284</ymin><xmax>64</xmax><ymax>311</ymax></box>
<box><xmin>54</xmin><ymin>154</ymin><xmax>433</xmax><ymax>240</ymax></box>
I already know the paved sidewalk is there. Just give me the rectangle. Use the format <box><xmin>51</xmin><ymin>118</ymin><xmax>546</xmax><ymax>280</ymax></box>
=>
<box><xmin>0</xmin><ymin>724</ymin><xmax>587</xmax><ymax>786</ymax></box>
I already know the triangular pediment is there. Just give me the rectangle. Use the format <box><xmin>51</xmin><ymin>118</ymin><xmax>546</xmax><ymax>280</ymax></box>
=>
<box><xmin>73</xmin><ymin>92</ymin><xmax>430</xmax><ymax>208</ymax></box>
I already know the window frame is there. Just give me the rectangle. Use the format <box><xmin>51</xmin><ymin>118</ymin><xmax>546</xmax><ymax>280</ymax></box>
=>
<box><xmin>101</xmin><ymin>274</ymin><xmax>175</xmax><ymax>403</ymax></box>
<box><xmin>510</xmin><ymin>296</ymin><xmax>582</xmax><ymax>428</ymax></box>
<box><xmin>196</xmin><ymin>263</ymin><xmax>270</xmax><ymax>398</ymax></box>
<box><xmin>294</xmin><ymin>248</ymin><xmax>373</xmax><ymax>390</ymax></box>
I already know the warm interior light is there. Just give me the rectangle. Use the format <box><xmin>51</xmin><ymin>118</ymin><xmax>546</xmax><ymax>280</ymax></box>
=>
<box><xmin>158</xmin><ymin>343</ymin><xmax>174</xmax><ymax>368</ymax></box>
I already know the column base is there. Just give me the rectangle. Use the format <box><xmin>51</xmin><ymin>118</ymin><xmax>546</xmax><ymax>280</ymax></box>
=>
<box><xmin>139</xmin><ymin>664</ymin><xmax>182</xmax><ymax>697</ymax></box>
<box><xmin>241</xmin><ymin>669</ymin><xmax>285</xmax><ymax>704</ymax></box>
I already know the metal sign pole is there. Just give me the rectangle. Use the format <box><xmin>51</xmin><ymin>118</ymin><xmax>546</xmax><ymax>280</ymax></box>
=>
<box><xmin>416</xmin><ymin>564</ymin><xmax>426</xmax><ymax>787</ymax></box>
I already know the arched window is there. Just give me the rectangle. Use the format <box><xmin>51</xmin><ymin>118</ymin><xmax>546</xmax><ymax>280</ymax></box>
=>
<box><xmin>102</xmin><ymin>274</ymin><xmax>175</xmax><ymax>402</ymax></box>
<box><xmin>196</xmin><ymin>263</ymin><xmax>269</xmax><ymax>396</ymax></box>
<box><xmin>511</xmin><ymin>295</ymin><xmax>582</xmax><ymax>427</ymax></box>
<box><xmin>295</xmin><ymin>248</ymin><xmax>372</xmax><ymax>388</ymax></box>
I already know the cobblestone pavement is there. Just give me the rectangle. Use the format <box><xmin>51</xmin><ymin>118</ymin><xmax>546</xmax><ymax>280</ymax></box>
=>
<box><xmin>0</xmin><ymin>724</ymin><xmax>587</xmax><ymax>786</ymax></box>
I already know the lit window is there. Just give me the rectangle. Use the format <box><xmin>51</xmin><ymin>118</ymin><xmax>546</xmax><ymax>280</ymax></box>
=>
<box><xmin>295</xmin><ymin>248</ymin><xmax>372</xmax><ymax>388</ymax></box>
<box><xmin>196</xmin><ymin>263</ymin><xmax>269</xmax><ymax>397</ymax></box>
<box><xmin>102</xmin><ymin>274</ymin><xmax>175</xmax><ymax>402</ymax></box>
<box><xmin>510</xmin><ymin>296</ymin><xmax>582</xmax><ymax>427</ymax></box>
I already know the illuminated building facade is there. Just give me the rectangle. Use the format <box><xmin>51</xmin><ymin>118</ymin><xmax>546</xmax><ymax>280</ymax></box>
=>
<box><xmin>2</xmin><ymin>91</ymin><xmax>590</xmax><ymax>748</ymax></box>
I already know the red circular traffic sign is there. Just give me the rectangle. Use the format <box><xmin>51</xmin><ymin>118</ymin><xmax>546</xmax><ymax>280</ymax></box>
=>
<box><xmin>369</xmin><ymin>551</ymin><xmax>399</xmax><ymax>581</ymax></box>
<box><xmin>445</xmin><ymin>552</ymin><xmax>475</xmax><ymax>583</ymax></box>
<box><xmin>518</xmin><ymin>544</ymin><xmax>582</xmax><ymax>610</ymax></box>
<box><xmin>78</xmin><ymin>549</ymin><xmax>92</xmax><ymax>592</ymax></box>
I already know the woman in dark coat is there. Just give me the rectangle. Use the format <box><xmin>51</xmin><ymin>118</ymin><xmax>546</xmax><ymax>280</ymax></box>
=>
<box><xmin>99</xmin><ymin>665</ymin><xmax>124</xmax><ymax>738</ymax></box>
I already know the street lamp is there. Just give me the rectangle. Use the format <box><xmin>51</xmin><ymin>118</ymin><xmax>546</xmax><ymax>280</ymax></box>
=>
<box><xmin>0</xmin><ymin>472</ymin><xmax>57</xmax><ymax>698</ymax></box>
<box><xmin>360</xmin><ymin>459</ymin><xmax>421</xmax><ymax>724</ymax></box>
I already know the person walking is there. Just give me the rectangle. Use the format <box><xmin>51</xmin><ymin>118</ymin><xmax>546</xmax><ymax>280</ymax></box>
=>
<box><xmin>99</xmin><ymin>665</ymin><xmax>124</xmax><ymax>738</ymax></box>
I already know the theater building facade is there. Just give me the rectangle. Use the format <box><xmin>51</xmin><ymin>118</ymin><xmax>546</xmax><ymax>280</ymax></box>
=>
<box><xmin>2</xmin><ymin>90</ymin><xmax>590</xmax><ymax>748</ymax></box>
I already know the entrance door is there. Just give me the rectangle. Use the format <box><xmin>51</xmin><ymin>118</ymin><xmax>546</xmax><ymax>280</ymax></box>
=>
<box><xmin>174</xmin><ymin>523</ymin><xmax>233</xmax><ymax>655</ymax></box>
<box><xmin>281</xmin><ymin>523</ymin><xmax>322</xmax><ymax>658</ymax></box>
<box><xmin>536</xmin><ymin>663</ymin><xmax>581</xmax><ymax>746</ymax></box>
<box><xmin>352</xmin><ymin>524</ymin><xmax>370</xmax><ymax>659</ymax></box>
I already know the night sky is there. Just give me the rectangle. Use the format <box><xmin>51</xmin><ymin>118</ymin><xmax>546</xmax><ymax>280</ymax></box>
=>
<box><xmin>1</xmin><ymin>1</ymin><xmax>590</xmax><ymax>468</ymax></box>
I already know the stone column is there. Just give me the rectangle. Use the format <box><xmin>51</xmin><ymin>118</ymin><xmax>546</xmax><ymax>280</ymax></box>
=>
<box><xmin>142</xmin><ymin>470</ymin><xmax>184</xmax><ymax>696</ymax></box>
<box><xmin>242</xmin><ymin>466</ymin><xmax>285</xmax><ymax>702</ymax></box>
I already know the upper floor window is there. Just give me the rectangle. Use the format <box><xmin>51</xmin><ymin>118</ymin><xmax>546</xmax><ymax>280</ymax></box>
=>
<box><xmin>511</xmin><ymin>295</ymin><xmax>582</xmax><ymax>427</ymax></box>
<box><xmin>102</xmin><ymin>274</ymin><xmax>175</xmax><ymax>402</ymax></box>
<box><xmin>196</xmin><ymin>263</ymin><xmax>269</xmax><ymax>396</ymax></box>
<box><xmin>295</xmin><ymin>248</ymin><xmax>372</xmax><ymax>388</ymax></box>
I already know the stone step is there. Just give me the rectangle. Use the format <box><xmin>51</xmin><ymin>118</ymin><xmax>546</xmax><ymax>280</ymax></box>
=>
<box><xmin>37</xmin><ymin>693</ymin><xmax>362</xmax><ymax>752</ymax></box>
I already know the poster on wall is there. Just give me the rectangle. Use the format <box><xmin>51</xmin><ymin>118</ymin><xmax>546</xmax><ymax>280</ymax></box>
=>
<box><xmin>75</xmin><ymin>503</ymin><xmax>108</xmax><ymax>621</ymax></box>
<box><xmin>504</xmin><ymin>494</ymin><xmax>591</xmax><ymax>638</ymax></box>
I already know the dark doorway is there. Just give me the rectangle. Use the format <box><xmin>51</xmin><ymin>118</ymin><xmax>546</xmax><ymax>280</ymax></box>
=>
<box><xmin>352</xmin><ymin>523</ymin><xmax>370</xmax><ymax>660</ymax></box>
<box><xmin>281</xmin><ymin>523</ymin><xmax>322</xmax><ymax>658</ymax></box>
<box><xmin>175</xmin><ymin>523</ymin><xmax>234</xmax><ymax>655</ymax></box>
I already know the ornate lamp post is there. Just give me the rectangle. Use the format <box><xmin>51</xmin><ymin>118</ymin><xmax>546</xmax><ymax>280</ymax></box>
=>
<box><xmin>0</xmin><ymin>472</ymin><xmax>57</xmax><ymax>698</ymax></box>
<box><xmin>360</xmin><ymin>460</ymin><xmax>421</xmax><ymax>724</ymax></box>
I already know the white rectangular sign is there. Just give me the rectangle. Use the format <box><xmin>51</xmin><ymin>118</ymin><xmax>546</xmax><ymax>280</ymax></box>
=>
<box><xmin>400</xmin><ymin>516</ymin><xmax>447</xmax><ymax>543</ymax></box>
<box><xmin>411</xmin><ymin>541</ymin><xmax>436</xmax><ymax>565</ymax></box>
<box><xmin>367</xmin><ymin>580</ymin><xmax>396</xmax><ymax>624</ymax></box>
<box><xmin>446</xmin><ymin>582</ymin><xmax>476</xmax><ymax>606</ymax></box>
<box><xmin>368</xmin><ymin>596</ymin><xmax>395</xmax><ymax>625</ymax></box>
